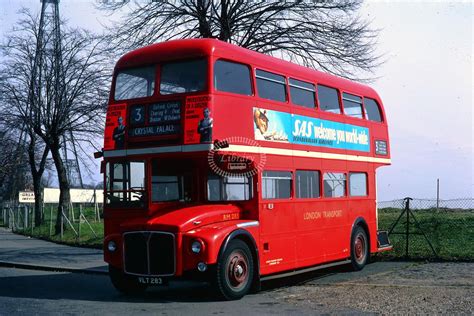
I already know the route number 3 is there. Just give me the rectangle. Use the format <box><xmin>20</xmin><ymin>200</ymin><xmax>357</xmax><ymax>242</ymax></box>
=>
<box><xmin>131</xmin><ymin>105</ymin><xmax>145</xmax><ymax>124</ymax></box>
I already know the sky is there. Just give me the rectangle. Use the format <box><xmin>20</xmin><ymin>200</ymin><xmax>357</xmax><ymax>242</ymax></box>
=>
<box><xmin>0</xmin><ymin>0</ymin><xmax>472</xmax><ymax>200</ymax></box>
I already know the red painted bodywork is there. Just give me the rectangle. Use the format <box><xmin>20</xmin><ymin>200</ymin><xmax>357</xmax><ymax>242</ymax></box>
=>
<box><xmin>103</xmin><ymin>39</ymin><xmax>390</xmax><ymax>278</ymax></box>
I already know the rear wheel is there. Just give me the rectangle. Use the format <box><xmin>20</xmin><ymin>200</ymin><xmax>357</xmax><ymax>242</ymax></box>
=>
<box><xmin>215</xmin><ymin>239</ymin><xmax>254</xmax><ymax>300</ymax></box>
<box><xmin>350</xmin><ymin>226</ymin><xmax>369</xmax><ymax>271</ymax></box>
<box><xmin>109</xmin><ymin>265</ymin><xmax>147</xmax><ymax>295</ymax></box>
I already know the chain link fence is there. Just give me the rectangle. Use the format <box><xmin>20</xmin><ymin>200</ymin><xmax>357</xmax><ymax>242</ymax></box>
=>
<box><xmin>377</xmin><ymin>198</ymin><xmax>474</xmax><ymax>260</ymax></box>
<box><xmin>1</xmin><ymin>197</ymin><xmax>473</xmax><ymax>259</ymax></box>
<box><xmin>0</xmin><ymin>201</ymin><xmax>103</xmax><ymax>246</ymax></box>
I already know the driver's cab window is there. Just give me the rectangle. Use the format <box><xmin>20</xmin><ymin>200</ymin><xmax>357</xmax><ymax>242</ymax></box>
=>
<box><xmin>106</xmin><ymin>161</ymin><xmax>145</xmax><ymax>206</ymax></box>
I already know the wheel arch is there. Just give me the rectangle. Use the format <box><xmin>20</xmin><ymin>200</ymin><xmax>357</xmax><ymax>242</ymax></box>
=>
<box><xmin>218</xmin><ymin>229</ymin><xmax>261</xmax><ymax>290</ymax></box>
<box><xmin>352</xmin><ymin>217</ymin><xmax>370</xmax><ymax>249</ymax></box>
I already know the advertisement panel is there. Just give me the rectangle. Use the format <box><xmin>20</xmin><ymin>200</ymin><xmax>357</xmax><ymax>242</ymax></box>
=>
<box><xmin>253</xmin><ymin>107</ymin><xmax>370</xmax><ymax>152</ymax></box>
<box><xmin>184</xmin><ymin>95</ymin><xmax>213</xmax><ymax>144</ymax></box>
<box><xmin>104</xmin><ymin>103</ymin><xmax>127</xmax><ymax>150</ymax></box>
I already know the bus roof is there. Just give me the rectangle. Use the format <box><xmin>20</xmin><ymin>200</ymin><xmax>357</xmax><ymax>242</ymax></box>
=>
<box><xmin>116</xmin><ymin>38</ymin><xmax>380</xmax><ymax>100</ymax></box>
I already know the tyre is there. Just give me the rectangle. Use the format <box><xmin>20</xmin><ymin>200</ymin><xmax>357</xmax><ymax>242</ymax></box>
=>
<box><xmin>109</xmin><ymin>265</ymin><xmax>147</xmax><ymax>295</ymax></box>
<box><xmin>215</xmin><ymin>239</ymin><xmax>254</xmax><ymax>300</ymax></box>
<box><xmin>350</xmin><ymin>225</ymin><xmax>369</xmax><ymax>271</ymax></box>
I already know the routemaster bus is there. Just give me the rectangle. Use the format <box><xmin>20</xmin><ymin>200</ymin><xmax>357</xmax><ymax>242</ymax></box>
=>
<box><xmin>100</xmin><ymin>38</ymin><xmax>392</xmax><ymax>300</ymax></box>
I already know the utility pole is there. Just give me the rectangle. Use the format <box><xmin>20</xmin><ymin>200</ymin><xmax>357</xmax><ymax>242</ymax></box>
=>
<box><xmin>34</xmin><ymin>0</ymin><xmax>84</xmax><ymax>189</ymax></box>
<box><xmin>436</xmin><ymin>178</ymin><xmax>440</xmax><ymax>210</ymax></box>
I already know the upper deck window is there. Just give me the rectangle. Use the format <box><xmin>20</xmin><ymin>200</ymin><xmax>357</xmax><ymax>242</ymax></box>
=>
<box><xmin>342</xmin><ymin>93</ymin><xmax>364</xmax><ymax>119</ymax></box>
<box><xmin>115</xmin><ymin>66</ymin><xmax>155</xmax><ymax>101</ymax></box>
<box><xmin>160</xmin><ymin>59</ymin><xmax>207</xmax><ymax>95</ymax></box>
<box><xmin>214</xmin><ymin>60</ymin><xmax>252</xmax><ymax>96</ymax></box>
<box><xmin>317</xmin><ymin>85</ymin><xmax>341</xmax><ymax>114</ymax></box>
<box><xmin>256</xmin><ymin>69</ymin><xmax>287</xmax><ymax>102</ymax></box>
<box><xmin>289</xmin><ymin>78</ymin><xmax>315</xmax><ymax>109</ymax></box>
<box><xmin>364</xmin><ymin>98</ymin><xmax>383</xmax><ymax>122</ymax></box>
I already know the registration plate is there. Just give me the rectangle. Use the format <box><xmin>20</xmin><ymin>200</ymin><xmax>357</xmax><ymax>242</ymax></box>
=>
<box><xmin>137</xmin><ymin>277</ymin><xmax>165</xmax><ymax>285</ymax></box>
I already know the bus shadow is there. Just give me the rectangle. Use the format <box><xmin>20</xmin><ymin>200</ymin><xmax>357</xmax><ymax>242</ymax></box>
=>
<box><xmin>0</xmin><ymin>262</ymin><xmax>381</xmax><ymax>303</ymax></box>
<box><xmin>0</xmin><ymin>271</ymin><xmax>217</xmax><ymax>303</ymax></box>
<box><xmin>261</xmin><ymin>264</ymin><xmax>354</xmax><ymax>292</ymax></box>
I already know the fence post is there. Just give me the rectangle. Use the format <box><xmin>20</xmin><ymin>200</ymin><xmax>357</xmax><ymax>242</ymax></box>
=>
<box><xmin>405</xmin><ymin>197</ymin><xmax>411</xmax><ymax>258</ymax></box>
<box><xmin>24</xmin><ymin>205</ymin><xmax>28</xmax><ymax>230</ymax></box>
<box><xmin>71</xmin><ymin>202</ymin><xmax>75</xmax><ymax>223</ymax></box>
<box><xmin>436</xmin><ymin>178</ymin><xmax>440</xmax><ymax>211</ymax></box>
<box><xmin>31</xmin><ymin>205</ymin><xmax>34</xmax><ymax>235</ymax></box>
<box><xmin>10</xmin><ymin>208</ymin><xmax>15</xmax><ymax>231</ymax></box>
<box><xmin>60</xmin><ymin>206</ymin><xmax>64</xmax><ymax>241</ymax></box>
<box><xmin>78</xmin><ymin>205</ymin><xmax>82</xmax><ymax>242</ymax></box>
<box><xmin>49</xmin><ymin>205</ymin><xmax>53</xmax><ymax>237</ymax></box>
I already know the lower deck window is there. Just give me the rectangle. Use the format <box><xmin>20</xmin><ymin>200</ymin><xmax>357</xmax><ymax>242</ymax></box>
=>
<box><xmin>151</xmin><ymin>159</ymin><xmax>192</xmax><ymax>202</ymax></box>
<box><xmin>207</xmin><ymin>174</ymin><xmax>252</xmax><ymax>201</ymax></box>
<box><xmin>296</xmin><ymin>170</ymin><xmax>320</xmax><ymax>198</ymax></box>
<box><xmin>262</xmin><ymin>171</ymin><xmax>292</xmax><ymax>199</ymax></box>
<box><xmin>323</xmin><ymin>172</ymin><xmax>346</xmax><ymax>198</ymax></box>
<box><xmin>349</xmin><ymin>172</ymin><xmax>368</xmax><ymax>196</ymax></box>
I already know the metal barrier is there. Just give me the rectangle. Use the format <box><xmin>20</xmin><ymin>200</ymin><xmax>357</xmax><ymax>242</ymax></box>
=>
<box><xmin>0</xmin><ymin>201</ymin><xmax>103</xmax><ymax>242</ymax></box>
<box><xmin>378</xmin><ymin>198</ymin><xmax>474</xmax><ymax>260</ymax></box>
<box><xmin>1</xmin><ymin>198</ymin><xmax>472</xmax><ymax>259</ymax></box>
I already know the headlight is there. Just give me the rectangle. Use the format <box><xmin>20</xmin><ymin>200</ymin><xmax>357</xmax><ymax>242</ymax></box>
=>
<box><xmin>191</xmin><ymin>240</ymin><xmax>202</xmax><ymax>254</ymax></box>
<box><xmin>107</xmin><ymin>240</ymin><xmax>117</xmax><ymax>252</ymax></box>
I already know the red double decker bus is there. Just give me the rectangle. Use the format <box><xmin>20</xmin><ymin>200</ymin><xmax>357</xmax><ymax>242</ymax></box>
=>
<box><xmin>101</xmin><ymin>39</ymin><xmax>391</xmax><ymax>300</ymax></box>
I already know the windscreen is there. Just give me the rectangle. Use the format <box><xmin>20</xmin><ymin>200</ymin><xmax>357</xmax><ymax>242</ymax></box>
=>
<box><xmin>105</xmin><ymin>161</ymin><xmax>146</xmax><ymax>207</ymax></box>
<box><xmin>114</xmin><ymin>66</ymin><xmax>155</xmax><ymax>100</ymax></box>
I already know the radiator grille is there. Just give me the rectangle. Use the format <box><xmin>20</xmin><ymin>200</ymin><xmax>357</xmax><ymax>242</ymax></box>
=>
<box><xmin>123</xmin><ymin>231</ymin><xmax>175</xmax><ymax>276</ymax></box>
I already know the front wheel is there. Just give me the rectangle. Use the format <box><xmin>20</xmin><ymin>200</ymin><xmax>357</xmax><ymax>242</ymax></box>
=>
<box><xmin>215</xmin><ymin>239</ymin><xmax>254</xmax><ymax>300</ymax></box>
<box><xmin>350</xmin><ymin>226</ymin><xmax>369</xmax><ymax>271</ymax></box>
<box><xmin>109</xmin><ymin>265</ymin><xmax>147</xmax><ymax>295</ymax></box>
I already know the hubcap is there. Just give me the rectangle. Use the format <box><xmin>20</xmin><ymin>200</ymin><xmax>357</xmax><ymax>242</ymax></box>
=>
<box><xmin>226</xmin><ymin>251</ymin><xmax>249</xmax><ymax>289</ymax></box>
<box><xmin>355</xmin><ymin>234</ymin><xmax>366</xmax><ymax>263</ymax></box>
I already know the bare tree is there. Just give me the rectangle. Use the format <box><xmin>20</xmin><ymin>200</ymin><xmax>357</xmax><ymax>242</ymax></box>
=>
<box><xmin>0</xmin><ymin>10</ymin><xmax>111</xmax><ymax>232</ymax></box>
<box><xmin>0</xmin><ymin>13</ymin><xmax>50</xmax><ymax>224</ymax></box>
<box><xmin>0</xmin><ymin>128</ymin><xmax>29</xmax><ymax>203</ymax></box>
<box><xmin>99</xmin><ymin>0</ymin><xmax>380</xmax><ymax>81</ymax></box>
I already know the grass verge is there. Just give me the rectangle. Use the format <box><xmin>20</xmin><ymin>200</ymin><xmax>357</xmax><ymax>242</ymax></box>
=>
<box><xmin>3</xmin><ymin>207</ymin><xmax>473</xmax><ymax>260</ymax></box>
<box><xmin>9</xmin><ymin>206</ymin><xmax>103</xmax><ymax>249</ymax></box>
<box><xmin>378</xmin><ymin>208</ymin><xmax>474</xmax><ymax>261</ymax></box>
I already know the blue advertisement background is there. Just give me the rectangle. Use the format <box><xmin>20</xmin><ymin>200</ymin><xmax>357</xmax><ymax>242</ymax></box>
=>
<box><xmin>253</xmin><ymin>108</ymin><xmax>370</xmax><ymax>152</ymax></box>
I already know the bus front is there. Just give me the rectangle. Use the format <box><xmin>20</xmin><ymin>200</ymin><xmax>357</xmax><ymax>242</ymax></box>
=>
<box><xmin>101</xmin><ymin>41</ymin><xmax>259</xmax><ymax>299</ymax></box>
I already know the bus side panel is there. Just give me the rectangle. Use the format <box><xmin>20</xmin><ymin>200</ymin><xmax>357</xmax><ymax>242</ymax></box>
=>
<box><xmin>210</xmin><ymin>86</ymin><xmax>256</xmax><ymax>142</ymax></box>
<box><xmin>259</xmin><ymin>200</ymin><xmax>297</xmax><ymax>275</ymax></box>
<box><xmin>294</xmin><ymin>199</ymin><xmax>326</xmax><ymax>267</ymax></box>
<box><xmin>258</xmin><ymin>155</ymin><xmax>298</xmax><ymax>275</ymax></box>
<box><xmin>320</xmin><ymin>159</ymin><xmax>350</xmax><ymax>261</ymax></box>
